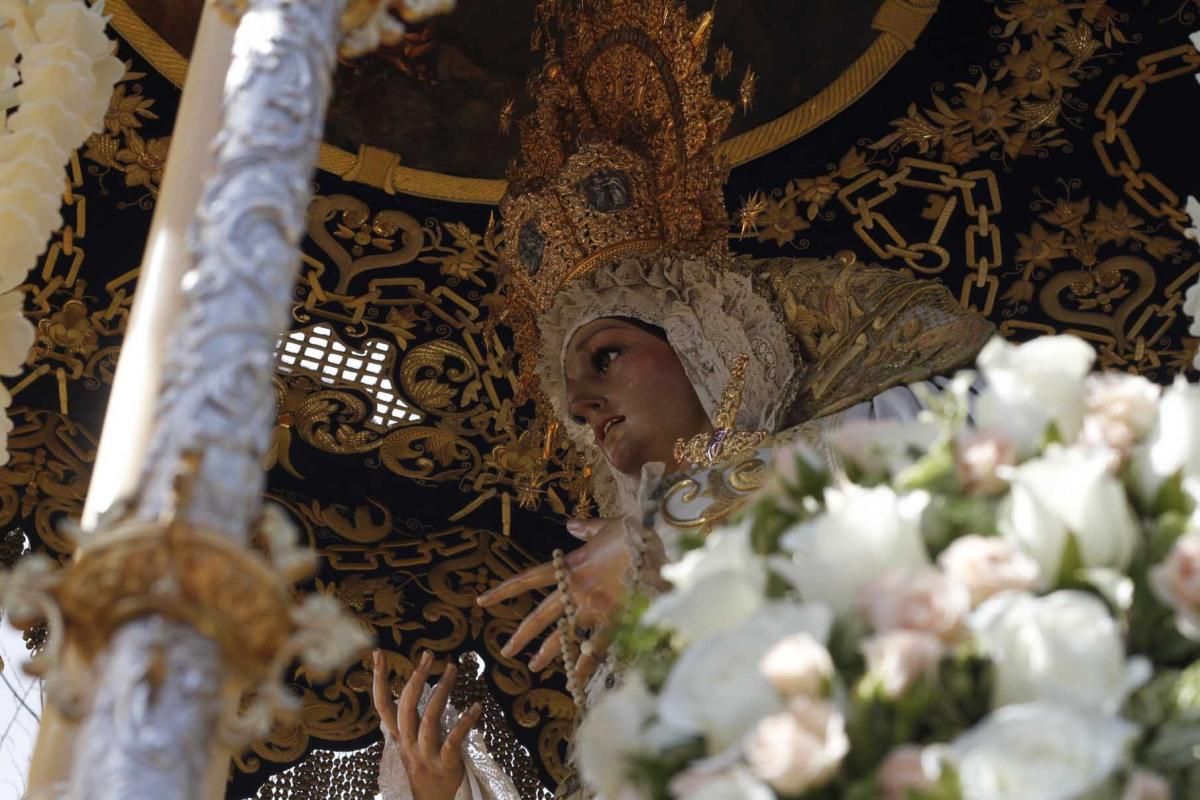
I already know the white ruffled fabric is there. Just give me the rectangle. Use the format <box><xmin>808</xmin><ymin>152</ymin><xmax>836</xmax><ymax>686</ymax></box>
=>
<box><xmin>377</xmin><ymin>685</ymin><xmax>521</xmax><ymax>800</ymax></box>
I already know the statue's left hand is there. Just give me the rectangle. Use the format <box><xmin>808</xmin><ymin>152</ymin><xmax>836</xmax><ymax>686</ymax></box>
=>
<box><xmin>476</xmin><ymin>517</ymin><xmax>632</xmax><ymax>683</ymax></box>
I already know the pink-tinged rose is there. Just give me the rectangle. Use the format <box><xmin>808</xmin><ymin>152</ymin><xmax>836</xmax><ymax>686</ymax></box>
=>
<box><xmin>1150</xmin><ymin>533</ymin><xmax>1200</xmax><ymax>640</ymax></box>
<box><xmin>1123</xmin><ymin>769</ymin><xmax>1171</xmax><ymax>800</ymax></box>
<box><xmin>937</xmin><ymin>535</ymin><xmax>1040</xmax><ymax>606</ymax></box>
<box><xmin>1080</xmin><ymin>373</ymin><xmax>1161</xmax><ymax>462</ymax></box>
<box><xmin>860</xmin><ymin>569</ymin><xmax>970</xmax><ymax>644</ymax></box>
<box><xmin>861</xmin><ymin>630</ymin><xmax>943</xmax><ymax>698</ymax></box>
<box><xmin>668</xmin><ymin>765</ymin><xmax>773</xmax><ymax>800</ymax></box>
<box><xmin>759</xmin><ymin>632</ymin><xmax>834</xmax><ymax>698</ymax></box>
<box><xmin>955</xmin><ymin>432</ymin><xmax>1016</xmax><ymax>496</ymax></box>
<box><xmin>879</xmin><ymin>746</ymin><xmax>939</xmax><ymax>800</ymax></box>
<box><xmin>744</xmin><ymin>697</ymin><xmax>848</xmax><ymax>795</ymax></box>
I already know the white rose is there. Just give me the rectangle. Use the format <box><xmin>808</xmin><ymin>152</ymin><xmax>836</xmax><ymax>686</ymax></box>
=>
<box><xmin>779</xmin><ymin>485</ymin><xmax>929</xmax><ymax>616</ymax></box>
<box><xmin>861</xmin><ymin>630</ymin><xmax>943</xmax><ymax>698</ymax></box>
<box><xmin>955</xmin><ymin>431</ymin><xmax>1016</xmax><ymax>496</ymax></box>
<box><xmin>859</xmin><ymin>568</ymin><xmax>970</xmax><ymax>644</ymax></box>
<box><xmin>759</xmin><ymin>632</ymin><xmax>833</xmax><ymax>698</ymax></box>
<box><xmin>1080</xmin><ymin>372</ymin><xmax>1161</xmax><ymax>458</ymax></box>
<box><xmin>1000</xmin><ymin>445</ymin><xmax>1138</xmax><ymax>583</ymax></box>
<box><xmin>878</xmin><ymin>745</ymin><xmax>939</xmax><ymax>800</ymax></box>
<box><xmin>944</xmin><ymin>703</ymin><xmax>1137</xmax><ymax>800</ymax></box>
<box><xmin>576</xmin><ymin>673</ymin><xmax>656</xmax><ymax>799</ymax></box>
<box><xmin>827</xmin><ymin>418</ymin><xmax>940</xmax><ymax>477</ymax></box>
<box><xmin>668</xmin><ymin>765</ymin><xmax>773</xmax><ymax>800</ymax></box>
<box><xmin>1136</xmin><ymin>378</ymin><xmax>1200</xmax><ymax>501</ymax></box>
<box><xmin>937</xmin><ymin>535</ymin><xmax>1040</xmax><ymax>606</ymax></box>
<box><xmin>645</xmin><ymin>521</ymin><xmax>765</xmax><ymax>641</ymax></box>
<box><xmin>1150</xmin><ymin>532</ymin><xmax>1200</xmax><ymax>640</ymax></box>
<box><xmin>974</xmin><ymin>335</ymin><xmax>1095</xmax><ymax>455</ymax></box>
<box><xmin>657</xmin><ymin>602</ymin><xmax>832</xmax><ymax>753</ymax></box>
<box><xmin>744</xmin><ymin>697</ymin><xmax>848</xmax><ymax>795</ymax></box>
<box><xmin>1122</xmin><ymin>769</ymin><xmax>1171</xmax><ymax>800</ymax></box>
<box><xmin>970</xmin><ymin>591</ymin><xmax>1148</xmax><ymax>713</ymax></box>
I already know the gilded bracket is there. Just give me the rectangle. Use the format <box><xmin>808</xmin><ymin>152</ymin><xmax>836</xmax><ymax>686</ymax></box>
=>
<box><xmin>0</xmin><ymin>502</ymin><xmax>371</xmax><ymax>746</ymax></box>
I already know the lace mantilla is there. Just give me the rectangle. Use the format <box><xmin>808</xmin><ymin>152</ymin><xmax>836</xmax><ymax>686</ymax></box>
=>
<box><xmin>534</xmin><ymin>252</ymin><xmax>799</xmax><ymax>517</ymax></box>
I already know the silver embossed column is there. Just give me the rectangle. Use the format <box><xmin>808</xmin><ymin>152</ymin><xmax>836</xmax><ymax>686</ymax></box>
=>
<box><xmin>63</xmin><ymin>1</ymin><xmax>345</xmax><ymax>797</ymax></box>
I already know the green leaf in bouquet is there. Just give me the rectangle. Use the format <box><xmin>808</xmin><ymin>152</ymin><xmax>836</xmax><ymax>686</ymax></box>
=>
<box><xmin>908</xmin><ymin>765</ymin><xmax>963</xmax><ymax>800</ymax></box>
<box><xmin>923</xmin><ymin>651</ymin><xmax>993</xmax><ymax>743</ymax></box>
<box><xmin>1040</xmin><ymin>420</ymin><xmax>1065</xmax><ymax>450</ymax></box>
<box><xmin>765</xmin><ymin>567</ymin><xmax>794</xmax><ymax>600</ymax></box>
<box><xmin>840</xmin><ymin>776</ymin><xmax>884</xmax><ymax>800</ymax></box>
<box><xmin>843</xmin><ymin>458</ymin><xmax>890</xmax><ymax>488</ymax></box>
<box><xmin>1126</xmin><ymin>594</ymin><xmax>1200</xmax><ymax>667</ymax></box>
<box><xmin>1130</xmin><ymin>663</ymin><xmax>1200</xmax><ymax>774</ymax></box>
<box><xmin>1078</xmin><ymin>568</ymin><xmax>1136</xmax><ymax>619</ymax></box>
<box><xmin>918</xmin><ymin>495</ymin><xmax>1000</xmax><ymax>557</ymax></box>
<box><xmin>791</xmin><ymin>449</ymin><xmax>833</xmax><ymax>500</ymax></box>
<box><xmin>828</xmin><ymin>617</ymin><xmax>869</xmax><ymax>674</ymax></box>
<box><xmin>846</xmin><ymin>684</ymin><xmax>898</xmax><ymax>773</ymax></box>
<box><xmin>1143</xmin><ymin>718</ymin><xmax>1200</xmax><ymax>771</ymax></box>
<box><xmin>1172</xmin><ymin>660</ymin><xmax>1200</xmax><ymax>713</ymax></box>
<box><xmin>750</xmin><ymin>499</ymin><xmax>803</xmax><ymax>555</ymax></box>
<box><xmin>1151</xmin><ymin>470</ymin><xmax>1196</xmax><ymax>519</ymax></box>
<box><xmin>611</xmin><ymin>594</ymin><xmax>680</xmax><ymax>690</ymax></box>
<box><xmin>1055</xmin><ymin>531</ymin><xmax>1085</xmax><ymax>589</ymax></box>
<box><xmin>895</xmin><ymin>441</ymin><xmax>957</xmax><ymax>495</ymax></box>
<box><xmin>1127</xmin><ymin>531</ymin><xmax>1200</xmax><ymax>666</ymax></box>
<box><xmin>626</xmin><ymin>737</ymin><xmax>707</xmax><ymax>800</ymax></box>
<box><xmin>1125</xmin><ymin>669</ymin><xmax>1181</xmax><ymax>731</ymax></box>
<box><xmin>1147</xmin><ymin>510</ymin><xmax>1190</xmax><ymax>565</ymax></box>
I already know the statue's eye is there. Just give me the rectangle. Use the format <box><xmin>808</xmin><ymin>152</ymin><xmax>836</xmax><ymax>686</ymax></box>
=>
<box><xmin>518</xmin><ymin>221</ymin><xmax>546</xmax><ymax>274</ymax></box>
<box><xmin>578</xmin><ymin>169</ymin><xmax>631</xmax><ymax>213</ymax></box>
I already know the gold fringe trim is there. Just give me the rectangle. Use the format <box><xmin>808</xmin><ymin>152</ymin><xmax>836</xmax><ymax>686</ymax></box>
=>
<box><xmin>108</xmin><ymin>0</ymin><xmax>939</xmax><ymax>205</ymax></box>
<box><xmin>108</xmin><ymin>0</ymin><xmax>189</xmax><ymax>88</ymax></box>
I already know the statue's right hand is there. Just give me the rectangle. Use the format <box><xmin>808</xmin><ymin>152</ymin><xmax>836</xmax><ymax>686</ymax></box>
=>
<box><xmin>373</xmin><ymin>649</ymin><xmax>482</xmax><ymax>800</ymax></box>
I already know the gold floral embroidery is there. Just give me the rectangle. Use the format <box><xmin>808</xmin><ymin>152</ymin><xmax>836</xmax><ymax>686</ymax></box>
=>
<box><xmin>83</xmin><ymin>63</ymin><xmax>172</xmax><ymax>198</ymax></box>
<box><xmin>871</xmin><ymin>1</ymin><xmax>1124</xmax><ymax>164</ymax></box>
<box><xmin>115</xmin><ymin>129</ymin><xmax>169</xmax><ymax>191</ymax></box>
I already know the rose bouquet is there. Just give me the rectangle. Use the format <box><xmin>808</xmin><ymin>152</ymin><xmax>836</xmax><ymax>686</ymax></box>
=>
<box><xmin>577</xmin><ymin>335</ymin><xmax>1200</xmax><ymax>800</ymax></box>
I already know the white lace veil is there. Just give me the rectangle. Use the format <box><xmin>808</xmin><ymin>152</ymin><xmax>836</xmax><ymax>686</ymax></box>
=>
<box><xmin>534</xmin><ymin>252</ymin><xmax>799</xmax><ymax>516</ymax></box>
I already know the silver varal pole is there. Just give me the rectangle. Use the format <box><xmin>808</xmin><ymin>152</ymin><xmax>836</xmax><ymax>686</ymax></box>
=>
<box><xmin>63</xmin><ymin>1</ymin><xmax>345</xmax><ymax>796</ymax></box>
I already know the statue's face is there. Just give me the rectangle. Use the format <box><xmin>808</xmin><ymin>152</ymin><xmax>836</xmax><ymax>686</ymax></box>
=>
<box><xmin>563</xmin><ymin>317</ymin><xmax>712</xmax><ymax>477</ymax></box>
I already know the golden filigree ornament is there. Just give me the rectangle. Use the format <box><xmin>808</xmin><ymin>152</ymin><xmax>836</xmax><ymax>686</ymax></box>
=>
<box><xmin>713</xmin><ymin>44</ymin><xmax>734</xmax><ymax>80</ymax></box>
<box><xmin>739</xmin><ymin>64</ymin><xmax>758</xmax><ymax>115</ymax></box>
<box><xmin>0</xmin><ymin>459</ymin><xmax>372</xmax><ymax>746</ymax></box>
<box><xmin>499</xmin><ymin>0</ymin><xmax>735</xmax><ymax>402</ymax></box>
<box><xmin>673</xmin><ymin>354</ymin><xmax>769</xmax><ymax>468</ymax></box>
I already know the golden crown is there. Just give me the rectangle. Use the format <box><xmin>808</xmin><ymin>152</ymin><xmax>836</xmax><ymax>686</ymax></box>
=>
<box><xmin>498</xmin><ymin>0</ymin><xmax>736</xmax><ymax>400</ymax></box>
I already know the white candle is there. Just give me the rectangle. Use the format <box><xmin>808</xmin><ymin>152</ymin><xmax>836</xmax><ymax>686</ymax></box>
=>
<box><xmin>82</xmin><ymin>4</ymin><xmax>237</xmax><ymax>531</ymax></box>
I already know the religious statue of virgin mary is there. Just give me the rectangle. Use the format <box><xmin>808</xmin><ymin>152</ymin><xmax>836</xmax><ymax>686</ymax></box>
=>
<box><xmin>371</xmin><ymin>0</ymin><xmax>994</xmax><ymax>797</ymax></box>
